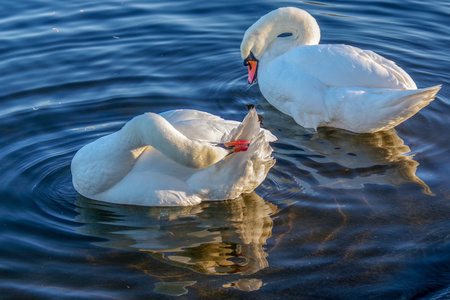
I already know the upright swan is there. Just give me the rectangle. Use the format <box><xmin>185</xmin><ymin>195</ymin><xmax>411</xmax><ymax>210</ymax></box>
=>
<box><xmin>71</xmin><ymin>109</ymin><xmax>276</xmax><ymax>206</ymax></box>
<box><xmin>241</xmin><ymin>7</ymin><xmax>441</xmax><ymax>133</ymax></box>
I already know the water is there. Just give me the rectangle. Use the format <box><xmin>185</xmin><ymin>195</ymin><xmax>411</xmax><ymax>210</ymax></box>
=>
<box><xmin>1</xmin><ymin>0</ymin><xmax>449</xmax><ymax>298</ymax></box>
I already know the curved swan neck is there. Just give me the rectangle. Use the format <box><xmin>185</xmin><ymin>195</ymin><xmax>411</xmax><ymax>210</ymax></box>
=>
<box><xmin>240</xmin><ymin>7</ymin><xmax>320</xmax><ymax>61</ymax></box>
<box><xmin>122</xmin><ymin>113</ymin><xmax>229</xmax><ymax>169</ymax></box>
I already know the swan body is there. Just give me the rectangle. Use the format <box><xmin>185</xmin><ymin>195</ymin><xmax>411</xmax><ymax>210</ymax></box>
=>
<box><xmin>71</xmin><ymin>109</ymin><xmax>276</xmax><ymax>206</ymax></box>
<box><xmin>241</xmin><ymin>7</ymin><xmax>441</xmax><ymax>133</ymax></box>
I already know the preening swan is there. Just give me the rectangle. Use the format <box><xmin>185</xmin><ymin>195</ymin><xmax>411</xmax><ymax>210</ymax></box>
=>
<box><xmin>241</xmin><ymin>7</ymin><xmax>441</xmax><ymax>133</ymax></box>
<box><xmin>71</xmin><ymin>109</ymin><xmax>276</xmax><ymax>206</ymax></box>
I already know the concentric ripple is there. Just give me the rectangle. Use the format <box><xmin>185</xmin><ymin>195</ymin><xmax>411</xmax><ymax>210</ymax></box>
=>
<box><xmin>0</xmin><ymin>0</ymin><xmax>450</xmax><ymax>299</ymax></box>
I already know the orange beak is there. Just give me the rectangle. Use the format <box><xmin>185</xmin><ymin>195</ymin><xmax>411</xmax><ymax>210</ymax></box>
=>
<box><xmin>247</xmin><ymin>61</ymin><xmax>258</xmax><ymax>84</ymax></box>
<box><xmin>222</xmin><ymin>139</ymin><xmax>250</xmax><ymax>152</ymax></box>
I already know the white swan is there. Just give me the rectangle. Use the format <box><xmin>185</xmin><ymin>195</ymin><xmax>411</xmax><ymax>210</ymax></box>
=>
<box><xmin>71</xmin><ymin>109</ymin><xmax>276</xmax><ymax>206</ymax></box>
<box><xmin>240</xmin><ymin>7</ymin><xmax>441</xmax><ymax>133</ymax></box>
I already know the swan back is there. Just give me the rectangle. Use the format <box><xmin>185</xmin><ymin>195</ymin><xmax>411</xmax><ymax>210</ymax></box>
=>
<box><xmin>240</xmin><ymin>7</ymin><xmax>320</xmax><ymax>61</ymax></box>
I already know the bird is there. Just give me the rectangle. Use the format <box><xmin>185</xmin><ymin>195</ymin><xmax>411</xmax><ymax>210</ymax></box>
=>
<box><xmin>71</xmin><ymin>109</ymin><xmax>276</xmax><ymax>206</ymax></box>
<box><xmin>240</xmin><ymin>7</ymin><xmax>441</xmax><ymax>133</ymax></box>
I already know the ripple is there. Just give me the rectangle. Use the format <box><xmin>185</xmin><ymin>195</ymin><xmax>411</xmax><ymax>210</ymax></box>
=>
<box><xmin>0</xmin><ymin>0</ymin><xmax>449</xmax><ymax>298</ymax></box>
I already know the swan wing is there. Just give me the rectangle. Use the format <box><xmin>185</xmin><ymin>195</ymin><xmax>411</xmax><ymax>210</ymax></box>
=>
<box><xmin>159</xmin><ymin>109</ymin><xmax>239</xmax><ymax>141</ymax></box>
<box><xmin>354</xmin><ymin>46</ymin><xmax>417</xmax><ymax>89</ymax></box>
<box><xmin>265</xmin><ymin>44</ymin><xmax>415</xmax><ymax>90</ymax></box>
<box><xmin>160</xmin><ymin>109</ymin><xmax>225</xmax><ymax>123</ymax></box>
<box><xmin>258</xmin><ymin>44</ymin><xmax>425</xmax><ymax>130</ymax></box>
<box><xmin>96</xmin><ymin>170</ymin><xmax>202</xmax><ymax>206</ymax></box>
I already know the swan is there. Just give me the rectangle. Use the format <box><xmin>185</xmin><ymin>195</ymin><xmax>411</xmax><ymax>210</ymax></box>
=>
<box><xmin>71</xmin><ymin>109</ymin><xmax>276</xmax><ymax>206</ymax></box>
<box><xmin>240</xmin><ymin>7</ymin><xmax>441</xmax><ymax>133</ymax></box>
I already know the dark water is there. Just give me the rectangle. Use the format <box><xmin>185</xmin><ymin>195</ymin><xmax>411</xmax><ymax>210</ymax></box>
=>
<box><xmin>1</xmin><ymin>0</ymin><xmax>449</xmax><ymax>299</ymax></box>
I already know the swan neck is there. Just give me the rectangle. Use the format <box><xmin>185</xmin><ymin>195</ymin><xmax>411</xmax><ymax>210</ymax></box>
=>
<box><xmin>123</xmin><ymin>113</ymin><xmax>228</xmax><ymax>169</ymax></box>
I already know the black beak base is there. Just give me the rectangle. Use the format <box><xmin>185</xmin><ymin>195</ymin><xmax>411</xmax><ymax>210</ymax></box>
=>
<box><xmin>243</xmin><ymin>51</ymin><xmax>258</xmax><ymax>66</ymax></box>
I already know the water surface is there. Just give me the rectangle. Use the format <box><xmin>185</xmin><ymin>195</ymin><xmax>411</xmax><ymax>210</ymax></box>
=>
<box><xmin>1</xmin><ymin>0</ymin><xmax>449</xmax><ymax>299</ymax></box>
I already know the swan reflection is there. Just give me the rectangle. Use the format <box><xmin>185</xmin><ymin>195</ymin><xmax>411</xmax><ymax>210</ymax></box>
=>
<box><xmin>306</xmin><ymin>127</ymin><xmax>433</xmax><ymax>195</ymax></box>
<box><xmin>259</xmin><ymin>105</ymin><xmax>432</xmax><ymax>195</ymax></box>
<box><xmin>75</xmin><ymin>192</ymin><xmax>277</xmax><ymax>275</ymax></box>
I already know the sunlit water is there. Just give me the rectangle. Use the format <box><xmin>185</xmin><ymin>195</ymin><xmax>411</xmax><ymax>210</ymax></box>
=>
<box><xmin>1</xmin><ymin>0</ymin><xmax>449</xmax><ymax>299</ymax></box>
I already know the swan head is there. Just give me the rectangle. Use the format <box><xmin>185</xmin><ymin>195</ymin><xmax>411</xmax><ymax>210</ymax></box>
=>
<box><xmin>240</xmin><ymin>7</ymin><xmax>321</xmax><ymax>83</ymax></box>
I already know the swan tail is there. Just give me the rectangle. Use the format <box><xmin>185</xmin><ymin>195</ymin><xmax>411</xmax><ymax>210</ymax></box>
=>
<box><xmin>382</xmin><ymin>85</ymin><xmax>441</xmax><ymax>109</ymax></box>
<box><xmin>375</xmin><ymin>85</ymin><xmax>441</xmax><ymax>131</ymax></box>
<box><xmin>225</xmin><ymin>108</ymin><xmax>277</xmax><ymax>143</ymax></box>
<box><xmin>226</xmin><ymin>109</ymin><xmax>261</xmax><ymax>142</ymax></box>
<box><xmin>186</xmin><ymin>109</ymin><xmax>276</xmax><ymax>200</ymax></box>
<box><xmin>328</xmin><ymin>85</ymin><xmax>441</xmax><ymax>133</ymax></box>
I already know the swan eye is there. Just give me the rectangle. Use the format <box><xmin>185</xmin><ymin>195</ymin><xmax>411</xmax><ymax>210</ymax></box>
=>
<box><xmin>277</xmin><ymin>32</ymin><xmax>293</xmax><ymax>38</ymax></box>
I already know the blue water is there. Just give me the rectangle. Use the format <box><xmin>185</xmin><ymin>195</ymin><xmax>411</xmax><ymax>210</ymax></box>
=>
<box><xmin>1</xmin><ymin>0</ymin><xmax>449</xmax><ymax>298</ymax></box>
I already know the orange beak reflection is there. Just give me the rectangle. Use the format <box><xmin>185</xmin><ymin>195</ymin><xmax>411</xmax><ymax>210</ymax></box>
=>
<box><xmin>247</xmin><ymin>61</ymin><xmax>258</xmax><ymax>84</ymax></box>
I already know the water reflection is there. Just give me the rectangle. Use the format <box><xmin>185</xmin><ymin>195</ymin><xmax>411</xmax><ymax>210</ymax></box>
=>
<box><xmin>259</xmin><ymin>104</ymin><xmax>432</xmax><ymax>195</ymax></box>
<box><xmin>75</xmin><ymin>192</ymin><xmax>277</xmax><ymax>276</ymax></box>
<box><xmin>306</xmin><ymin>128</ymin><xmax>433</xmax><ymax>195</ymax></box>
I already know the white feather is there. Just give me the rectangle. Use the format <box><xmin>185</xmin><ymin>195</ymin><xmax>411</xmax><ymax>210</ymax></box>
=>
<box><xmin>241</xmin><ymin>7</ymin><xmax>441</xmax><ymax>133</ymax></box>
<box><xmin>71</xmin><ymin>109</ymin><xmax>276</xmax><ymax>206</ymax></box>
